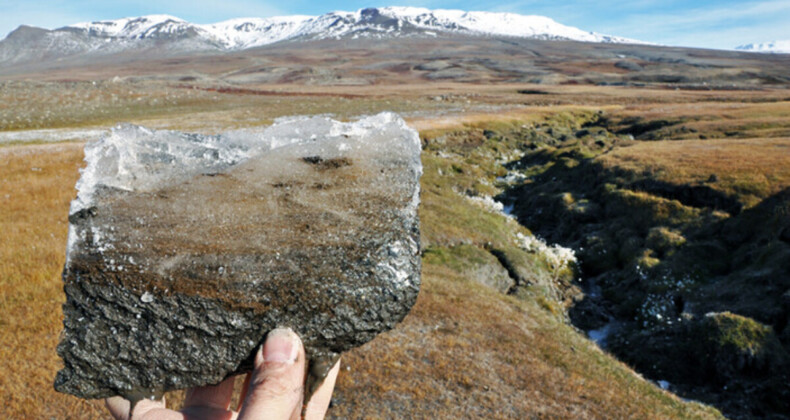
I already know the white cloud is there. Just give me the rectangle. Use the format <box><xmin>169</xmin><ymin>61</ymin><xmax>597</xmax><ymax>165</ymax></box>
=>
<box><xmin>592</xmin><ymin>0</ymin><xmax>790</xmax><ymax>48</ymax></box>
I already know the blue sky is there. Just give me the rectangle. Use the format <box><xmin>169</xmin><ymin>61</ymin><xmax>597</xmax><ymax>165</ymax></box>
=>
<box><xmin>1</xmin><ymin>0</ymin><xmax>788</xmax><ymax>49</ymax></box>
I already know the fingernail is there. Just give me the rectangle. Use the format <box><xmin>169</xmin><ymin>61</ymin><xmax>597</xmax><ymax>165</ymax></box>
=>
<box><xmin>263</xmin><ymin>327</ymin><xmax>299</xmax><ymax>364</ymax></box>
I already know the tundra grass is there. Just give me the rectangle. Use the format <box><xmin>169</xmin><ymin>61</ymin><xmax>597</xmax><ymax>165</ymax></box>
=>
<box><xmin>598</xmin><ymin>137</ymin><xmax>790</xmax><ymax>208</ymax></box>
<box><xmin>0</xmin><ymin>133</ymin><xmax>723</xmax><ymax>419</ymax></box>
<box><xmin>0</xmin><ymin>81</ymin><xmax>451</xmax><ymax>132</ymax></box>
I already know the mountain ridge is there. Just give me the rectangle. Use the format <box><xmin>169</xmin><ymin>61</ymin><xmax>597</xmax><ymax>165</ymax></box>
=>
<box><xmin>0</xmin><ymin>7</ymin><xmax>646</xmax><ymax>66</ymax></box>
<box><xmin>60</xmin><ymin>7</ymin><xmax>646</xmax><ymax>48</ymax></box>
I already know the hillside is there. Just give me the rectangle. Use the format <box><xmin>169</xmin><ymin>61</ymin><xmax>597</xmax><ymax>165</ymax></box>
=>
<box><xmin>2</xmin><ymin>36</ymin><xmax>789</xmax><ymax>97</ymax></box>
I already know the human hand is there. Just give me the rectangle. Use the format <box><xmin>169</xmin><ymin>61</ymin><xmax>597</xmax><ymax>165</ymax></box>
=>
<box><xmin>106</xmin><ymin>327</ymin><xmax>340</xmax><ymax>420</ymax></box>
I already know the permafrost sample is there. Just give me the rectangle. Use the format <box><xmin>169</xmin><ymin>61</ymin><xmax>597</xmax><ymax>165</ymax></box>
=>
<box><xmin>55</xmin><ymin>112</ymin><xmax>422</xmax><ymax>402</ymax></box>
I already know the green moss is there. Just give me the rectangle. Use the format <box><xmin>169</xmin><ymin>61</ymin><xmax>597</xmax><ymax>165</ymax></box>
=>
<box><xmin>536</xmin><ymin>294</ymin><xmax>561</xmax><ymax>315</ymax></box>
<box><xmin>636</xmin><ymin>250</ymin><xmax>661</xmax><ymax>270</ymax></box>
<box><xmin>702</xmin><ymin>312</ymin><xmax>776</xmax><ymax>354</ymax></box>
<box><xmin>605</xmin><ymin>188</ymin><xmax>701</xmax><ymax>231</ymax></box>
<box><xmin>422</xmin><ymin>245</ymin><xmax>496</xmax><ymax>273</ymax></box>
<box><xmin>559</xmin><ymin>192</ymin><xmax>575</xmax><ymax>206</ymax></box>
<box><xmin>558</xmin><ymin>156</ymin><xmax>580</xmax><ymax>169</ymax></box>
<box><xmin>544</xmin><ymin>110</ymin><xmax>600</xmax><ymax>129</ymax></box>
<box><xmin>692</xmin><ymin>312</ymin><xmax>789</xmax><ymax>385</ymax></box>
<box><xmin>492</xmin><ymin>245</ymin><xmax>552</xmax><ymax>282</ymax></box>
<box><xmin>419</xmin><ymin>128</ymin><xmax>536</xmax><ymax>248</ymax></box>
<box><xmin>646</xmin><ymin>226</ymin><xmax>687</xmax><ymax>256</ymax></box>
<box><xmin>422</xmin><ymin>245</ymin><xmax>515</xmax><ymax>293</ymax></box>
<box><xmin>419</xmin><ymin>163</ymin><xmax>522</xmax><ymax>248</ymax></box>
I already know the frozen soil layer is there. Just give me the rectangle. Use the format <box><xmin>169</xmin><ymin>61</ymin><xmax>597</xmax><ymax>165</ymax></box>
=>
<box><xmin>56</xmin><ymin>112</ymin><xmax>422</xmax><ymax>400</ymax></box>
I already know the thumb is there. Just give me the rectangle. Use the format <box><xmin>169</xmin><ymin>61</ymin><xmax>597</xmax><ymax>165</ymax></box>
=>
<box><xmin>238</xmin><ymin>327</ymin><xmax>306</xmax><ymax>420</ymax></box>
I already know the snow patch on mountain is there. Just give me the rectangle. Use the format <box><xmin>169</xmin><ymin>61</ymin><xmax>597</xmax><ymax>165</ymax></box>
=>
<box><xmin>735</xmin><ymin>40</ymin><xmax>790</xmax><ymax>54</ymax></box>
<box><xmin>69</xmin><ymin>15</ymin><xmax>187</xmax><ymax>38</ymax></box>
<box><xmin>373</xmin><ymin>7</ymin><xmax>637</xmax><ymax>43</ymax></box>
<box><xmin>201</xmin><ymin>16</ymin><xmax>314</xmax><ymax>49</ymax></box>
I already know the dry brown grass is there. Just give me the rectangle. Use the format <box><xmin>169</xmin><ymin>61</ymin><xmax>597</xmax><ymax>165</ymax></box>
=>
<box><xmin>0</xmin><ymin>143</ymin><xmax>107</xmax><ymax>418</ymax></box>
<box><xmin>605</xmin><ymin>100</ymin><xmax>790</xmax><ymax>139</ymax></box>
<box><xmin>598</xmin><ymin>137</ymin><xmax>790</xmax><ymax>207</ymax></box>
<box><xmin>4</xmin><ymin>78</ymin><xmax>789</xmax><ymax>136</ymax></box>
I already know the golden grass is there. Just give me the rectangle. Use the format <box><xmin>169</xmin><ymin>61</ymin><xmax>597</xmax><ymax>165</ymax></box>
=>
<box><xmin>0</xmin><ymin>80</ymin><xmax>456</xmax><ymax>133</ymax></box>
<box><xmin>0</xmin><ymin>143</ymin><xmax>107</xmax><ymax>418</ymax></box>
<box><xmin>598</xmin><ymin>137</ymin><xmax>790</xmax><ymax>207</ymax></box>
<box><xmin>611</xmin><ymin>100</ymin><xmax>790</xmax><ymax>121</ymax></box>
<box><xmin>606</xmin><ymin>101</ymin><xmax>790</xmax><ymax>139</ymax></box>
<box><xmin>5</xmin><ymin>79</ymin><xmax>789</xmax><ymax>135</ymax></box>
<box><xmin>0</xmin><ymin>139</ymin><xmax>723</xmax><ymax>419</ymax></box>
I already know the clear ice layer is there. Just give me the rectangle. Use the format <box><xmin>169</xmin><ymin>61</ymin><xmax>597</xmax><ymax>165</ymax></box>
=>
<box><xmin>71</xmin><ymin>112</ymin><xmax>421</xmax><ymax>214</ymax></box>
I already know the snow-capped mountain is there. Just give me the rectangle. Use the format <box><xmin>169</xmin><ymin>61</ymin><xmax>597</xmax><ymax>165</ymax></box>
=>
<box><xmin>65</xmin><ymin>14</ymin><xmax>316</xmax><ymax>50</ymax></box>
<box><xmin>735</xmin><ymin>40</ymin><xmax>790</xmax><ymax>54</ymax></box>
<box><xmin>0</xmin><ymin>7</ymin><xmax>644</xmax><ymax>66</ymax></box>
<box><xmin>62</xmin><ymin>8</ymin><xmax>643</xmax><ymax>48</ymax></box>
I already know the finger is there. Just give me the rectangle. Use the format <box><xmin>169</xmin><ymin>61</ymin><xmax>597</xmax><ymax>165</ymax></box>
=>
<box><xmin>180</xmin><ymin>405</ymin><xmax>239</xmax><ymax>420</ymax></box>
<box><xmin>184</xmin><ymin>375</ymin><xmax>236</xmax><ymax>410</ymax></box>
<box><xmin>304</xmin><ymin>359</ymin><xmax>341</xmax><ymax>420</ymax></box>
<box><xmin>237</xmin><ymin>327</ymin><xmax>305</xmax><ymax>420</ymax></box>
<box><xmin>130</xmin><ymin>398</ymin><xmax>183</xmax><ymax>420</ymax></box>
<box><xmin>105</xmin><ymin>396</ymin><xmax>130</xmax><ymax>420</ymax></box>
